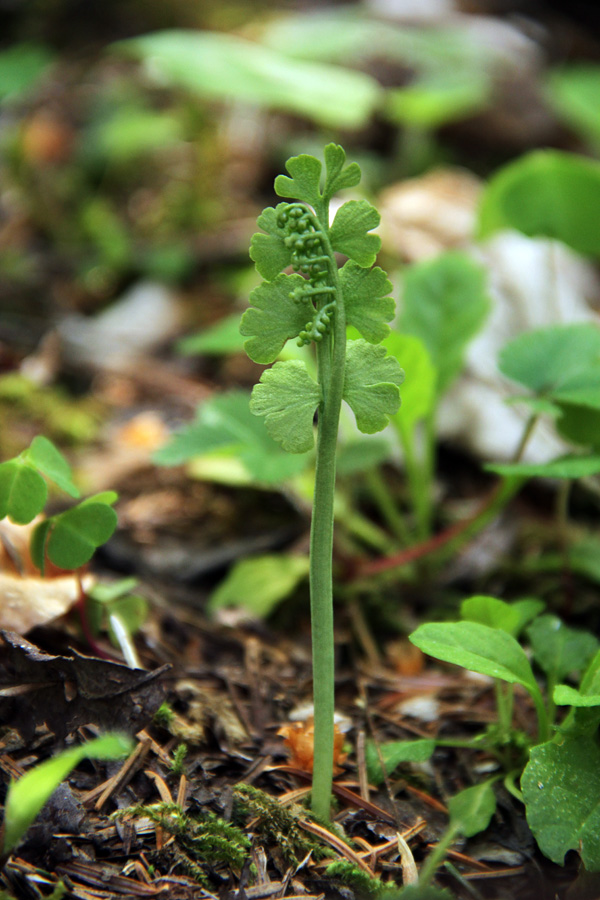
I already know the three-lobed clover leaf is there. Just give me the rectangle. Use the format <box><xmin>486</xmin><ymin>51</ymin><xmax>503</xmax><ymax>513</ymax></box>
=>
<box><xmin>27</xmin><ymin>435</ymin><xmax>80</xmax><ymax>498</ymax></box>
<box><xmin>340</xmin><ymin>262</ymin><xmax>394</xmax><ymax>343</ymax></box>
<box><xmin>342</xmin><ymin>340</ymin><xmax>404</xmax><ymax>434</ymax></box>
<box><xmin>31</xmin><ymin>492</ymin><xmax>118</xmax><ymax>573</ymax></box>
<box><xmin>250</xmin><ymin>360</ymin><xmax>322</xmax><ymax>453</ymax></box>
<box><xmin>240</xmin><ymin>274</ymin><xmax>316</xmax><ymax>364</ymax></box>
<box><xmin>249</xmin><ymin>204</ymin><xmax>293</xmax><ymax>281</ymax></box>
<box><xmin>0</xmin><ymin>460</ymin><xmax>47</xmax><ymax>524</ymax></box>
<box><xmin>329</xmin><ymin>200</ymin><xmax>381</xmax><ymax>267</ymax></box>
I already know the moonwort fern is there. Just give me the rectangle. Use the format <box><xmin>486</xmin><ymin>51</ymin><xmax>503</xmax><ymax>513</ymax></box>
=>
<box><xmin>241</xmin><ymin>144</ymin><xmax>403</xmax><ymax>819</ymax></box>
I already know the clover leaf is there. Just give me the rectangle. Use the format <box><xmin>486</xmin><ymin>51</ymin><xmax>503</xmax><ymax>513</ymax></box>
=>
<box><xmin>240</xmin><ymin>274</ymin><xmax>316</xmax><ymax>364</ymax></box>
<box><xmin>32</xmin><ymin>494</ymin><xmax>118</xmax><ymax>573</ymax></box>
<box><xmin>342</xmin><ymin>340</ymin><xmax>404</xmax><ymax>433</ymax></box>
<box><xmin>341</xmin><ymin>262</ymin><xmax>394</xmax><ymax>343</ymax></box>
<box><xmin>0</xmin><ymin>460</ymin><xmax>48</xmax><ymax>525</ymax></box>
<box><xmin>250</xmin><ymin>360</ymin><xmax>321</xmax><ymax>453</ymax></box>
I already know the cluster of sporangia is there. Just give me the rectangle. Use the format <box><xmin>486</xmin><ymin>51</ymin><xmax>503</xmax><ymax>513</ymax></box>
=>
<box><xmin>277</xmin><ymin>202</ymin><xmax>336</xmax><ymax>346</ymax></box>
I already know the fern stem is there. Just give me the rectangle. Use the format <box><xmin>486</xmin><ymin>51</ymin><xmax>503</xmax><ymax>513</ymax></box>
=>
<box><xmin>309</xmin><ymin>222</ymin><xmax>346</xmax><ymax>821</ymax></box>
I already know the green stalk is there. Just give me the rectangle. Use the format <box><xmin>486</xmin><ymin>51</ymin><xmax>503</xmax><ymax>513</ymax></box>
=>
<box><xmin>309</xmin><ymin>218</ymin><xmax>346</xmax><ymax>821</ymax></box>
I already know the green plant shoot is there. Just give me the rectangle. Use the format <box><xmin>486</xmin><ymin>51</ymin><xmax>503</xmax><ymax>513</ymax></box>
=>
<box><xmin>2</xmin><ymin>733</ymin><xmax>132</xmax><ymax>855</ymax></box>
<box><xmin>241</xmin><ymin>144</ymin><xmax>403</xmax><ymax>819</ymax></box>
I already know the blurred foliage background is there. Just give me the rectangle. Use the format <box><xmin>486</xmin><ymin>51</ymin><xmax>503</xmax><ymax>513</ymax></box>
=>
<box><xmin>1</xmin><ymin>0</ymin><xmax>599</xmax><ymax>368</ymax></box>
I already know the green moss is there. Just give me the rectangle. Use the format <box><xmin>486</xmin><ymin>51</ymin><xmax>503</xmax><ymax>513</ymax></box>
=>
<box><xmin>233</xmin><ymin>783</ymin><xmax>329</xmax><ymax>866</ymax></box>
<box><xmin>325</xmin><ymin>860</ymin><xmax>395</xmax><ymax>898</ymax></box>
<box><xmin>153</xmin><ymin>702</ymin><xmax>175</xmax><ymax>729</ymax></box>
<box><xmin>170</xmin><ymin>742</ymin><xmax>187</xmax><ymax>775</ymax></box>
<box><xmin>115</xmin><ymin>801</ymin><xmax>250</xmax><ymax>884</ymax></box>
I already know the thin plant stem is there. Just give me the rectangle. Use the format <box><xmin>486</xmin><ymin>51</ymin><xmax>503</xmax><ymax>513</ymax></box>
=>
<box><xmin>365</xmin><ymin>467</ymin><xmax>412</xmax><ymax>545</ymax></box>
<box><xmin>354</xmin><ymin>410</ymin><xmax>542</xmax><ymax>579</ymax></box>
<box><xmin>309</xmin><ymin>218</ymin><xmax>346</xmax><ymax>822</ymax></box>
<box><xmin>418</xmin><ymin>824</ymin><xmax>460</xmax><ymax>887</ymax></box>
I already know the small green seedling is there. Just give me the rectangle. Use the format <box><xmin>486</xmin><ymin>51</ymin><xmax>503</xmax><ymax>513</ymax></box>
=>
<box><xmin>241</xmin><ymin>144</ymin><xmax>404</xmax><ymax>819</ymax></box>
<box><xmin>0</xmin><ymin>435</ymin><xmax>118</xmax><ymax>573</ymax></box>
<box><xmin>2</xmin><ymin>732</ymin><xmax>132</xmax><ymax>856</ymax></box>
<box><xmin>85</xmin><ymin>577</ymin><xmax>148</xmax><ymax>668</ymax></box>
<box><xmin>405</xmin><ymin>596</ymin><xmax>600</xmax><ymax>876</ymax></box>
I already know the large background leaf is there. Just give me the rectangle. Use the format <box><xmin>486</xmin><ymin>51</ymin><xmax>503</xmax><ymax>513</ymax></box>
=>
<box><xmin>522</xmin><ymin>738</ymin><xmax>600</xmax><ymax>869</ymax></box>
<box><xmin>154</xmin><ymin>392</ymin><xmax>310</xmax><ymax>485</ymax></box>
<box><xmin>478</xmin><ymin>150</ymin><xmax>600</xmax><ymax>257</ymax></box>
<box><xmin>120</xmin><ymin>31</ymin><xmax>380</xmax><ymax>129</ymax></box>
<box><xmin>399</xmin><ymin>252</ymin><xmax>489</xmax><ymax>395</ymax></box>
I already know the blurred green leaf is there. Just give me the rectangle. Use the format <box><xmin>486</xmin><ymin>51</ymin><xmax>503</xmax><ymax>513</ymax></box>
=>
<box><xmin>478</xmin><ymin>150</ymin><xmax>600</xmax><ymax>257</ymax></box>
<box><xmin>461</xmin><ymin>595</ymin><xmax>544</xmax><ymax>638</ymax></box>
<box><xmin>0</xmin><ymin>43</ymin><xmax>54</xmax><ymax>104</ymax></box>
<box><xmin>527</xmin><ymin>614</ymin><xmax>599</xmax><ymax>683</ymax></box>
<box><xmin>448</xmin><ymin>779</ymin><xmax>497</xmax><ymax>838</ymax></box>
<box><xmin>119</xmin><ymin>31</ymin><xmax>380</xmax><ymax>129</ymax></box>
<box><xmin>178</xmin><ymin>315</ymin><xmax>247</xmax><ymax>357</ymax></box>
<box><xmin>3</xmin><ymin>733</ymin><xmax>132</xmax><ymax>854</ymax></box>
<box><xmin>557</xmin><ymin>404</ymin><xmax>600</xmax><ymax>450</ymax></box>
<box><xmin>486</xmin><ymin>455</ymin><xmax>600</xmax><ymax>479</ymax></box>
<box><xmin>547</xmin><ymin>65</ymin><xmax>600</xmax><ymax>149</ymax></box>
<box><xmin>154</xmin><ymin>391</ymin><xmax>311</xmax><ymax>485</ymax></box>
<box><xmin>399</xmin><ymin>251</ymin><xmax>490</xmax><ymax>395</ymax></box>
<box><xmin>208</xmin><ymin>554</ymin><xmax>309</xmax><ymax>618</ymax></box>
<box><xmin>0</xmin><ymin>461</ymin><xmax>47</xmax><ymax>525</ymax></box>
<box><xmin>336</xmin><ymin>438</ymin><xmax>391</xmax><ymax>476</ymax></box>
<box><xmin>383</xmin><ymin>332</ymin><xmax>436</xmax><ymax>432</ymax></box>
<box><xmin>91</xmin><ymin>107</ymin><xmax>183</xmax><ymax>163</ymax></box>
<box><xmin>499</xmin><ymin>323</ymin><xmax>600</xmax><ymax>397</ymax></box>
<box><xmin>365</xmin><ymin>739</ymin><xmax>435</xmax><ymax>785</ymax></box>
<box><xmin>27</xmin><ymin>435</ymin><xmax>79</xmax><ymax>498</ymax></box>
<box><xmin>386</xmin><ymin>70</ymin><xmax>488</xmax><ymax>128</ymax></box>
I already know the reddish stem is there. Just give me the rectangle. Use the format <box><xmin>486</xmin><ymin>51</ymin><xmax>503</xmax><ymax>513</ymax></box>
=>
<box><xmin>352</xmin><ymin>480</ymin><xmax>504</xmax><ymax>580</ymax></box>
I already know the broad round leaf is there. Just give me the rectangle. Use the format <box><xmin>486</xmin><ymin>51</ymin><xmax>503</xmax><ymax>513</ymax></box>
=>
<box><xmin>499</xmin><ymin>323</ymin><xmax>600</xmax><ymax>397</ymax></box>
<box><xmin>522</xmin><ymin>737</ymin><xmax>600</xmax><ymax>868</ymax></box>
<box><xmin>399</xmin><ymin>251</ymin><xmax>489</xmax><ymax>395</ymax></box>
<box><xmin>478</xmin><ymin>150</ymin><xmax>600</xmax><ymax>257</ymax></box>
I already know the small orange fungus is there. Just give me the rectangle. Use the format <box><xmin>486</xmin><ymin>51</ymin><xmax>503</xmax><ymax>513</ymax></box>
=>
<box><xmin>277</xmin><ymin>717</ymin><xmax>348</xmax><ymax>774</ymax></box>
